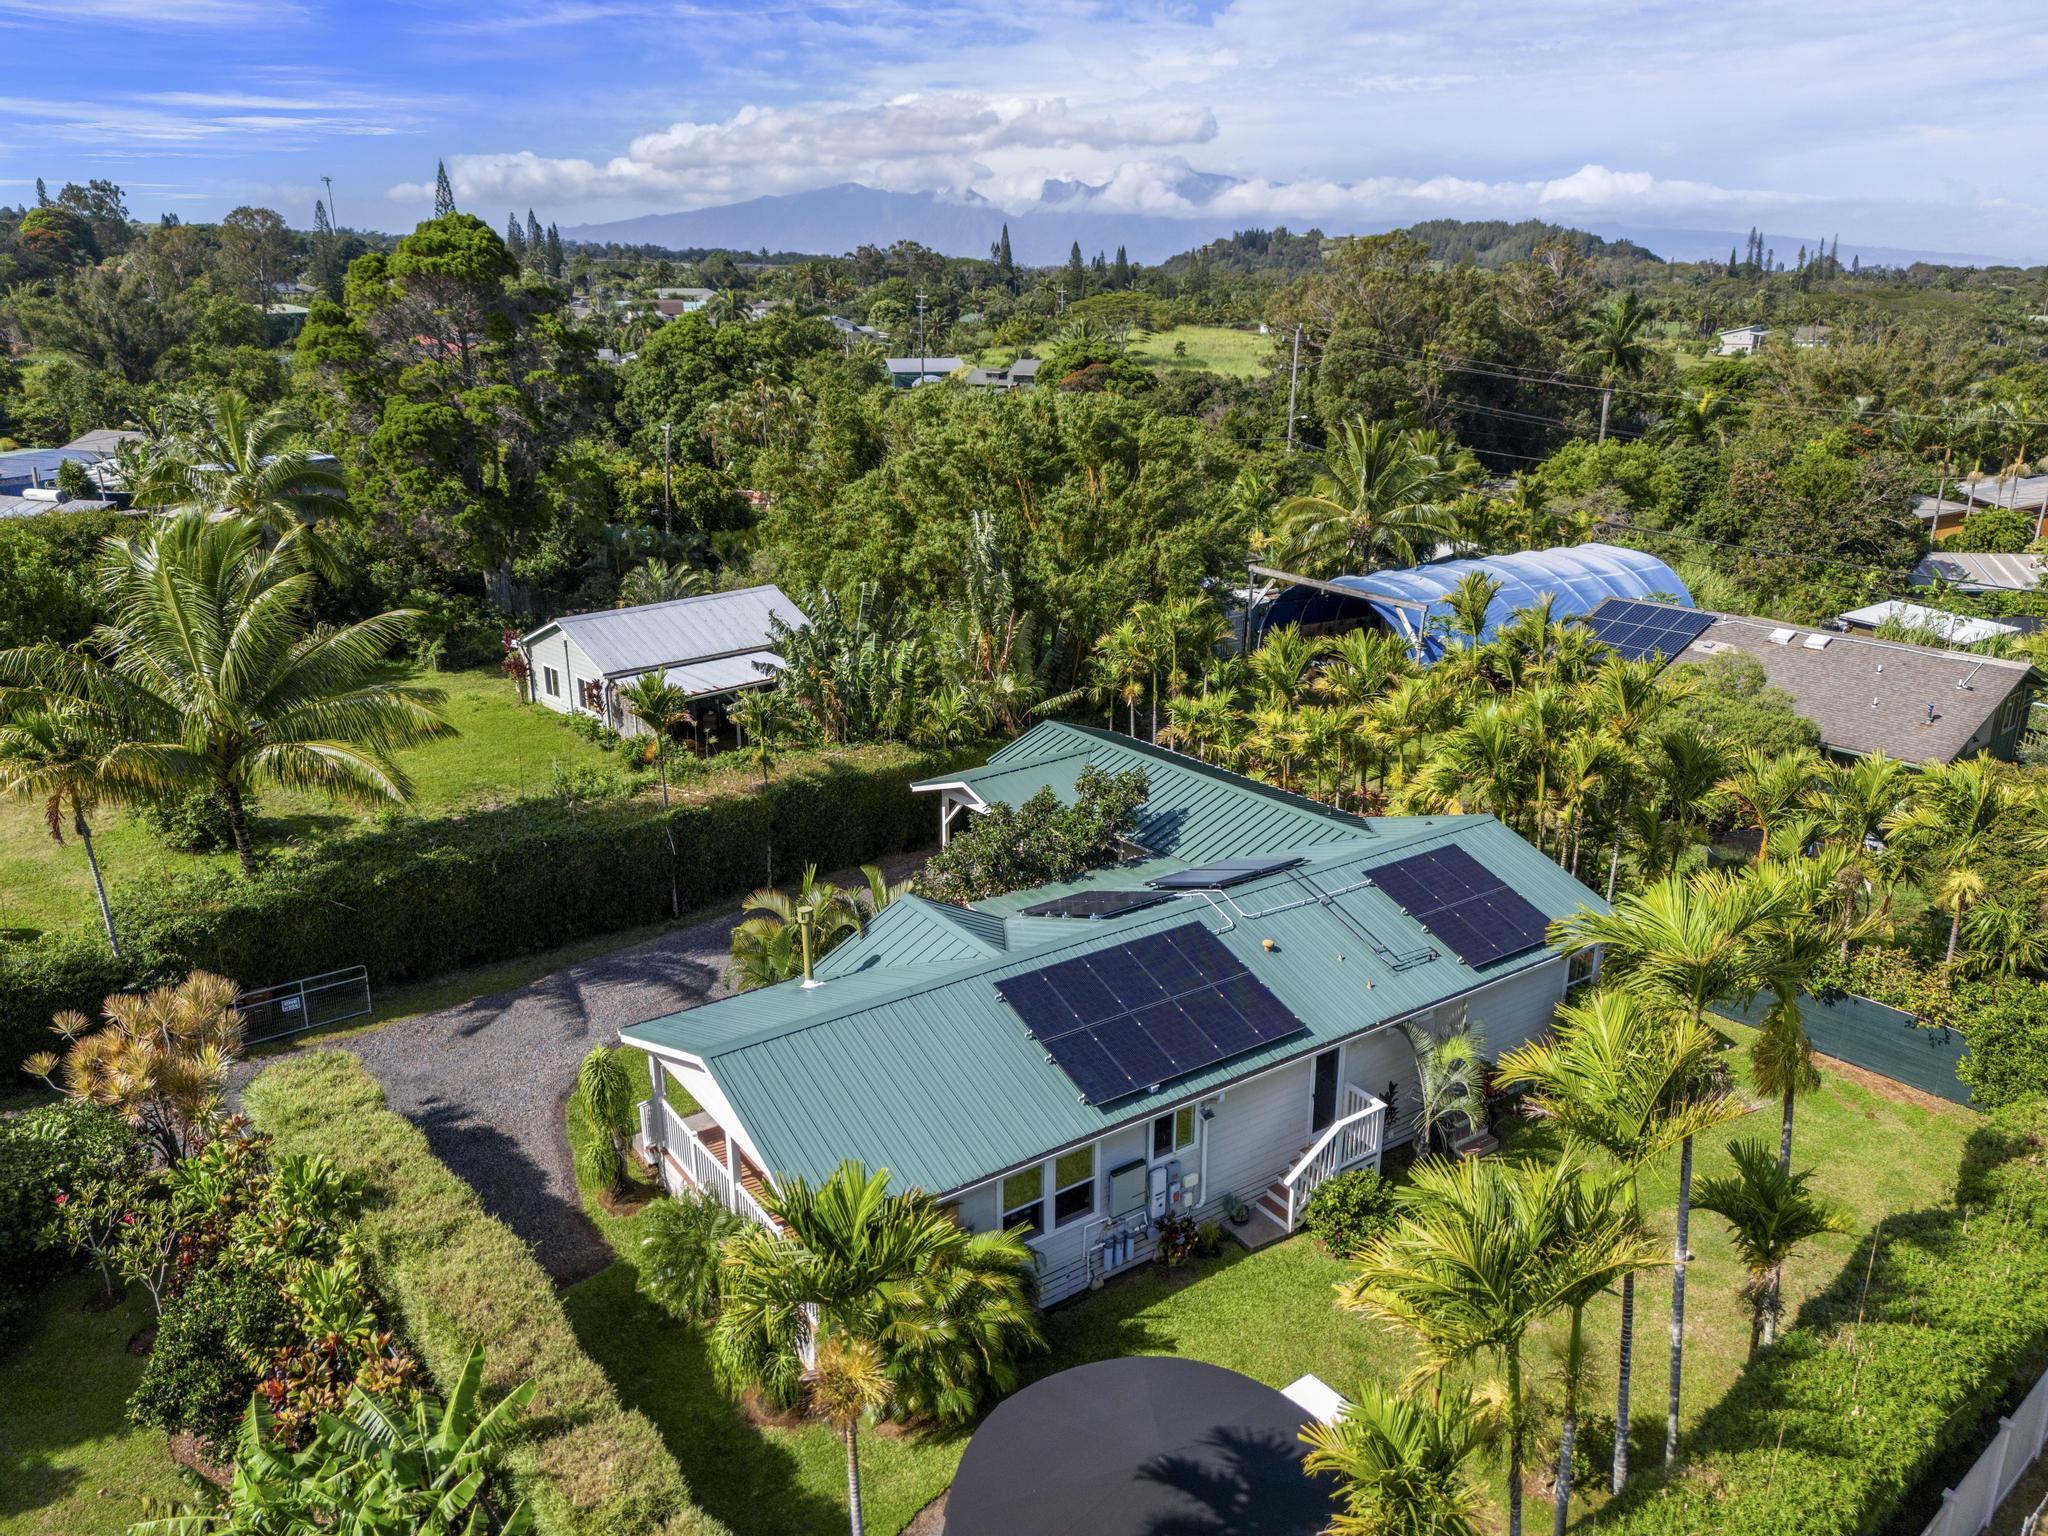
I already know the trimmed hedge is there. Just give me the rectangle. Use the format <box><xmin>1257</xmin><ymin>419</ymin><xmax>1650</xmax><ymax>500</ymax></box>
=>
<box><xmin>1592</xmin><ymin>1179</ymin><xmax>2048</xmax><ymax>1533</ymax></box>
<box><xmin>244</xmin><ymin>1050</ymin><xmax>728</xmax><ymax>1536</ymax></box>
<box><xmin>4</xmin><ymin>744</ymin><xmax>974</xmax><ymax>1072</ymax></box>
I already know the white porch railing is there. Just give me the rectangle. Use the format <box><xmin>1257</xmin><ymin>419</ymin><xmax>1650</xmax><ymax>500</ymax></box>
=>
<box><xmin>652</xmin><ymin>1098</ymin><xmax>776</xmax><ymax>1229</ymax></box>
<box><xmin>1281</xmin><ymin>1084</ymin><xmax>1387</xmax><ymax>1231</ymax></box>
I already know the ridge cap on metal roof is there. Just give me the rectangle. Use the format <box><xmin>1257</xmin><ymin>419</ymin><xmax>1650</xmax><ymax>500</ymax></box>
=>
<box><xmin>547</xmin><ymin>583</ymin><xmax>788</xmax><ymax>630</ymax></box>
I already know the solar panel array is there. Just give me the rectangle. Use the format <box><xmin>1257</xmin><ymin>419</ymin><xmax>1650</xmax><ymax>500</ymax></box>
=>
<box><xmin>1367</xmin><ymin>845</ymin><xmax>1552</xmax><ymax>968</ymax></box>
<box><xmin>1019</xmin><ymin>890</ymin><xmax>1175</xmax><ymax>921</ymax></box>
<box><xmin>1579</xmin><ymin>600</ymin><xmax>1716</xmax><ymax>664</ymax></box>
<box><xmin>994</xmin><ymin>924</ymin><xmax>1305</xmax><ymax>1104</ymax></box>
<box><xmin>1148</xmin><ymin>855</ymin><xmax>1305</xmax><ymax>891</ymax></box>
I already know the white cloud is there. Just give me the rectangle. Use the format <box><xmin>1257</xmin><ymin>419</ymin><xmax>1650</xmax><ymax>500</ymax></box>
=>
<box><xmin>392</xmin><ymin>93</ymin><xmax>1217</xmax><ymax>208</ymax></box>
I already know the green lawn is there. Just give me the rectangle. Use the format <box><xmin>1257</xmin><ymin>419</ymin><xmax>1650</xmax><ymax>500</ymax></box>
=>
<box><xmin>0</xmin><ymin>1277</ymin><xmax>190</xmax><ymax>1536</ymax></box>
<box><xmin>561</xmin><ymin>1036</ymin><xmax>1978</xmax><ymax>1535</ymax></box>
<box><xmin>0</xmin><ymin>665</ymin><xmax>620</xmax><ymax>938</ymax></box>
<box><xmin>1126</xmin><ymin>324</ymin><xmax>1278</xmax><ymax>378</ymax></box>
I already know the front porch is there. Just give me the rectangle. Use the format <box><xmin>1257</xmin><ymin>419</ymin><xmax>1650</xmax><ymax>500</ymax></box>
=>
<box><xmin>634</xmin><ymin>1058</ymin><xmax>778</xmax><ymax>1229</ymax></box>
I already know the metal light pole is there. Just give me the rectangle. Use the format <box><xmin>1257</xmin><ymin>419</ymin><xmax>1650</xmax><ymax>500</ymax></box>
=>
<box><xmin>1285</xmin><ymin>326</ymin><xmax>1302</xmax><ymax>455</ymax></box>
<box><xmin>661</xmin><ymin>423</ymin><xmax>673</xmax><ymax>533</ymax></box>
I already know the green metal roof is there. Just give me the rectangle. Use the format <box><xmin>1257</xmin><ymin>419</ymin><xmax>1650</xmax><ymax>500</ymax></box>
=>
<box><xmin>912</xmin><ymin>722</ymin><xmax>1378</xmax><ymax>864</ymax></box>
<box><xmin>624</xmin><ymin>728</ymin><xmax>1608</xmax><ymax>1197</ymax></box>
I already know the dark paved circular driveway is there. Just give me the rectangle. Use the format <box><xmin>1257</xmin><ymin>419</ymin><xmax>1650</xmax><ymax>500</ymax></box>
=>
<box><xmin>251</xmin><ymin>852</ymin><xmax>923</xmax><ymax>1286</ymax></box>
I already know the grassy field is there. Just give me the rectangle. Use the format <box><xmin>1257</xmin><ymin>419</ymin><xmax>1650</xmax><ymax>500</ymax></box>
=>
<box><xmin>1125</xmin><ymin>324</ymin><xmax>1279</xmax><ymax>378</ymax></box>
<box><xmin>559</xmin><ymin>1036</ymin><xmax>1978</xmax><ymax>1534</ymax></box>
<box><xmin>0</xmin><ymin>666</ymin><xmax>621</xmax><ymax>937</ymax></box>
<box><xmin>0</xmin><ymin>1277</ymin><xmax>190</xmax><ymax>1536</ymax></box>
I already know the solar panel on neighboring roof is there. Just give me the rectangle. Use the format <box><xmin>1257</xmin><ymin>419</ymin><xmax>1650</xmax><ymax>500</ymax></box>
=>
<box><xmin>1367</xmin><ymin>846</ymin><xmax>1553</xmax><ymax>968</ymax></box>
<box><xmin>1147</xmin><ymin>855</ymin><xmax>1305</xmax><ymax>891</ymax></box>
<box><xmin>1578</xmin><ymin>599</ymin><xmax>1715</xmax><ymax>664</ymax></box>
<box><xmin>1019</xmin><ymin>890</ymin><xmax>1175</xmax><ymax>920</ymax></box>
<box><xmin>994</xmin><ymin>924</ymin><xmax>1306</xmax><ymax>1104</ymax></box>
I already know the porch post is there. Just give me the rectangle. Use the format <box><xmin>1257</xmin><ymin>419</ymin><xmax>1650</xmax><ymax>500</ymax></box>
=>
<box><xmin>645</xmin><ymin>1054</ymin><xmax>667</xmax><ymax>1153</ymax></box>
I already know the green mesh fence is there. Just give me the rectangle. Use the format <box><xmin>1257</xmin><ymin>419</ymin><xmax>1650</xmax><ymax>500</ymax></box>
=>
<box><xmin>1712</xmin><ymin>990</ymin><xmax>1973</xmax><ymax>1106</ymax></box>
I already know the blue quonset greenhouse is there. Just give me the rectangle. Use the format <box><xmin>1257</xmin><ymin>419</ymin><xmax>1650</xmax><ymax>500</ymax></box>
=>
<box><xmin>1256</xmin><ymin>543</ymin><xmax>1691</xmax><ymax>662</ymax></box>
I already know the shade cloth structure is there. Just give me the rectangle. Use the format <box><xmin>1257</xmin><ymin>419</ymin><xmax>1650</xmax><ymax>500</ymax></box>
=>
<box><xmin>1258</xmin><ymin>542</ymin><xmax>1689</xmax><ymax>662</ymax></box>
<box><xmin>943</xmin><ymin>1356</ymin><xmax>1339</xmax><ymax>1536</ymax></box>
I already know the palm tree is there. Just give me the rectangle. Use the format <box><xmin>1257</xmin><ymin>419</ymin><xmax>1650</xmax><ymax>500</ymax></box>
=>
<box><xmin>1554</xmin><ymin>869</ymin><xmax>1778</xmax><ymax>1468</ymax></box>
<box><xmin>1403</xmin><ymin>1022</ymin><xmax>1486</xmax><ymax>1154</ymax></box>
<box><xmin>1692</xmin><ymin>1139</ymin><xmax>1851</xmax><ymax>1356</ymax></box>
<box><xmin>0</xmin><ymin>703</ymin><xmax>125</xmax><ymax>955</ymax></box>
<box><xmin>811</xmin><ymin>1336</ymin><xmax>891</xmax><ymax>1536</ymax></box>
<box><xmin>160</xmin><ymin>388</ymin><xmax>347</xmax><ymax>529</ymax></box>
<box><xmin>1718</xmin><ymin>747</ymin><xmax>1821</xmax><ymax>859</ymax></box>
<box><xmin>1272</xmin><ymin>417</ymin><xmax>1476</xmax><ymax>577</ymax></box>
<box><xmin>740</xmin><ymin>864</ymin><xmax>861</xmax><ymax>986</ymax></box>
<box><xmin>618</xmin><ymin>558</ymin><xmax>710</xmax><ymax>607</ymax></box>
<box><xmin>1442</xmin><ymin>570</ymin><xmax>1502</xmax><ymax>652</ymax></box>
<box><xmin>711</xmin><ymin>1162</ymin><xmax>1042</xmax><ymax>1426</ymax></box>
<box><xmin>1582</xmin><ymin>292</ymin><xmax>1652</xmax><ymax>443</ymax></box>
<box><xmin>574</xmin><ymin>1044</ymin><xmax>636</xmax><ymax>1199</ymax></box>
<box><xmin>1246</xmin><ymin>624</ymin><xmax>1326</xmax><ymax>708</ymax></box>
<box><xmin>1649</xmin><ymin>387</ymin><xmax>1733</xmax><ymax>445</ymax></box>
<box><xmin>1496</xmin><ymin>991</ymin><xmax>1735</xmax><ymax>1496</ymax></box>
<box><xmin>618</xmin><ymin>673</ymin><xmax>693</xmax><ymax>915</ymax></box>
<box><xmin>1884</xmin><ymin>759</ymin><xmax>2018</xmax><ymax>965</ymax></box>
<box><xmin>725</xmin><ymin>914</ymin><xmax>802</xmax><ymax>991</ymax></box>
<box><xmin>0</xmin><ymin>512</ymin><xmax>452</xmax><ymax>876</ymax></box>
<box><xmin>1301</xmin><ymin>1383</ymin><xmax>1492</xmax><ymax>1536</ymax></box>
<box><xmin>855</xmin><ymin>863</ymin><xmax>911</xmax><ymax>924</ymax></box>
<box><xmin>1339</xmin><ymin>1157</ymin><xmax>1663</xmax><ymax>1536</ymax></box>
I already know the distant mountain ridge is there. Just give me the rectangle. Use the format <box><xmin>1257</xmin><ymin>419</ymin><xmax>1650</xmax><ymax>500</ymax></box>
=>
<box><xmin>560</xmin><ymin>181</ymin><xmax>2004</xmax><ymax>270</ymax></box>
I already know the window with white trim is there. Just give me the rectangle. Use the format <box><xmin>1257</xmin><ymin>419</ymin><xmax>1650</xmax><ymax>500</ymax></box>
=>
<box><xmin>1152</xmin><ymin>1107</ymin><xmax>1196</xmax><ymax>1160</ymax></box>
<box><xmin>1001</xmin><ymin>1166</ymin><xmax>1044</xmax><ymax>1239</ymax></box>
<box><xmin>543</xmin><ymin>666</ymin><xmax>561</xmax><ymax>698</ymax></box>
<box><xmin>1052</xmin><ymin>1146</ymin><xmax>1096</xmax><ymax>1228</ymax></box>
<box><xmin>1567</xmin><ymin>948</ymin><xmax>1598</xmax><ymax>992</ymax></box>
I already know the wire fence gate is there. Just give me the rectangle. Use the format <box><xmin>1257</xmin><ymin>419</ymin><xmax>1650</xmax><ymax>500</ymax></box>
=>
<box><xmin>236</xmin><ymin>965</ymin><xmax>372</xmax><ymax>1045</ymax></box>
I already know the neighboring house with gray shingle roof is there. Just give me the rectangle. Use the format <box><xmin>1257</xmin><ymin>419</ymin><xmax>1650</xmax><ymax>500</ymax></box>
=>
<box><xmin>517</xmin><ymin>585</ymin><xmax>806</xmax><ymax>735</ymax></box>
<box><xmin>621</xmin><ymin>723</ymin><xmax>1604</xmax><ymax>1301</ymax></box>
<box><xmin>1631</xmin><ymin>603</ymin><xmax>2036</xmax><ymax>763</ymax></box>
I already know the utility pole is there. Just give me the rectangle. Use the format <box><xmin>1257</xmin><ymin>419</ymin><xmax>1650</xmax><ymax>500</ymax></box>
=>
<box><xmin>321</xmin><ymin>175</ymin><xmax>337</xmax><ymax>230</ymax></box>
<box><xmin>915</xmin><ymin>289</ymin><xmax>927</xmax><ymax>384</ymax></box>
<box><xmin>1056</xmin><ymin>285</ymin><xmax>1066</xmax><ymax>318</ymax></box>
<box><xmin>1285</xmin><ymin>325</ymin><xmax>1302</xmax><ymax>455</ymax></box>
<box><xmin>661</xmin><ymin>423</ymin><xmax>673</xmax><ymax>533</ymax></box>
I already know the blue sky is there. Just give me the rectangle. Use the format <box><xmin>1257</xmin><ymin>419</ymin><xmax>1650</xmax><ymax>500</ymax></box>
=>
<box><xmin>3</xmin><ymin>0</ymin><xmax>2046</xmax><ymax>259</ymax></box>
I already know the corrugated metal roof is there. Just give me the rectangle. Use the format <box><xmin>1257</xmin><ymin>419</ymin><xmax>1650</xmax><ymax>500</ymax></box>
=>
<box><xmin>522</xmin><ymin>585</ymin><xmax>807</xmax><ymax>679</ymax></box>
<box><xmin>1838</xmin><ymin>600</ymin><xmax>2018</xmax><ymax>647</ymax></box>
<box><xmin>915</xmin><ymin>723</ymin><xmax>1378</xmax><ymax>864</ymax></box>
<box><xmin>661</xmin><ymin>649</ymin><xmax>783</xmax><ymax>698</ymax></box>
<box><xmin>1261</xmin><ymin>543</ymin><xmax>1688</xmax><ymax>662</ymax></box>
<box><xmin>1910</xmin><ymin>552</ymin><xmax>2044</xmax><ymax>593</ymax></box>
<box><xmin>624</xmin><ymin>810</ymin><xmax>1603</xmax><ymax>1195</ymax></box>
<box><xmin>815</xmin><ymin>897</ymin><xmax>1009</xmax><ymax>978</ymax></box>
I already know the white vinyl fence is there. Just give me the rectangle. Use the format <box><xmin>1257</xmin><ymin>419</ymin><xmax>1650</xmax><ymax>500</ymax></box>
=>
<box><xmin>1921</xmin><ymin>1359</ymin><xmax>2048</xmax><ymax>1536</ymax></box>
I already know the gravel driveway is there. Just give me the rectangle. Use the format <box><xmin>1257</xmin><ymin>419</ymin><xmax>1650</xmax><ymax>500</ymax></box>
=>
<box><xmin>253</xmin><ymin>852</ymin><xmax>924</xmax><ymax>1286</ymax></box>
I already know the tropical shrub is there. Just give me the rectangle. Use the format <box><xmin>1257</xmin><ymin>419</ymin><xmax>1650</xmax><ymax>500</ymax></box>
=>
<box><xmin>130</xmin><ymin>1263</ymin><xmax>296</xmax><ymax>1445</ymax></box>
<box><xmin>637</xmin><ymin>1192</ymin><xmax>749</xmax><ymax>1323</ymax></box>
<box><xmin>918</xmin><ymin>764</ymin><xmax>1148</xmax><ymax>904</ymax></box>
<box><xmin>1300</xmin><ymin>1167</ymin><xmax>1399</xmax><ymax>1257</ymax></box>
<box><xmin>0</xmin><ymin>1100</ymin><xmax>141</xmax><ymax>1288</ymax></box>
<box><xmin>132</xmin><ymin>1347</ymin><xmax>535</xmax><ymax>1536</ymax></box>
<box><xmin>244</xmin><ymin>1050</ymin><xmax>724</xmax><ymax>1536</ymax></box>
<box><xmin>1955</xmin><ymin>1095</ymin><xmax>2048</xmax><ymax>1234</ymax></box>
<box><xmin>132</xmin><ymin>785</ymin><xmax>240</xmax><ymax>852</ymax></box>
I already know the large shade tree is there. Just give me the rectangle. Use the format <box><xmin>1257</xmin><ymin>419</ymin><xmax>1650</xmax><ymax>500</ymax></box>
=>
<box><xmin>0</xmin><ymin>512</ymin><xmax>452</xmax><ymax>874</ymax></box>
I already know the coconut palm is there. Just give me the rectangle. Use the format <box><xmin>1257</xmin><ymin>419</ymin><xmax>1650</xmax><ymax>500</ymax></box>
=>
<box><xmin>1301</xmin><ymin>1383</ymin><xmax>1492</xmax><ymax>1536</ymax></box>
<box><xmin>1692</xmin><ymin>1139</ymin><xmax>1851</xmax><ymax>1356</ymax></box>
<box><xmin>711</xmin><ymin>1161</ymin><xmax>1042</xmax><ymax>1425</ymax></box>
<box><xmin>0</xmin><ymin>702</ymin><xmax>125</xmax><ymax>955</ymax></box>
<box><xmin>159</xmin><ymin>387</ymin><xmax>347</xmax><ymax>529</ymax></box>
<box><xmin>1581</xmin><ymin>292</ymin><xmax>1651</xmax><ymax>443</ymax></box>
<box><xmin>1271</xmin><ymin>417</ymin><xmax>1476</xmax><ymax>577</ymax></box>
<box><xmin>1885</xmin><ymin>759</ymin><xmax>2019</xmax><ymax>966</ymax></box>
<box><xmin>1339</xmin><ymin>1156</ymin><xmax>1662</xmax><ymax>1536</ymax></box>
<box><xmin>739</xmin><ymin>865</ymin><xmax>861</xmax><ymax>986</ymax></box>
<box><xmin>1496</xmin><ymin>991</ymin><xmax>1738</xmax><ymax>1495</ymax></box>
<box><xmin>618</xmin><ymin>558</ymin><xmax>710</xmax><ymax>607</ymax></box>
<box><xmin>1553</xmin><ymin>868</ymin><xmax>1779</xmax><ymax>1467</ymax></box>
<box><xmin>0</xmin><ymin>513</ymin><xmax>451</xmax><ymax>876</ymax></box>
